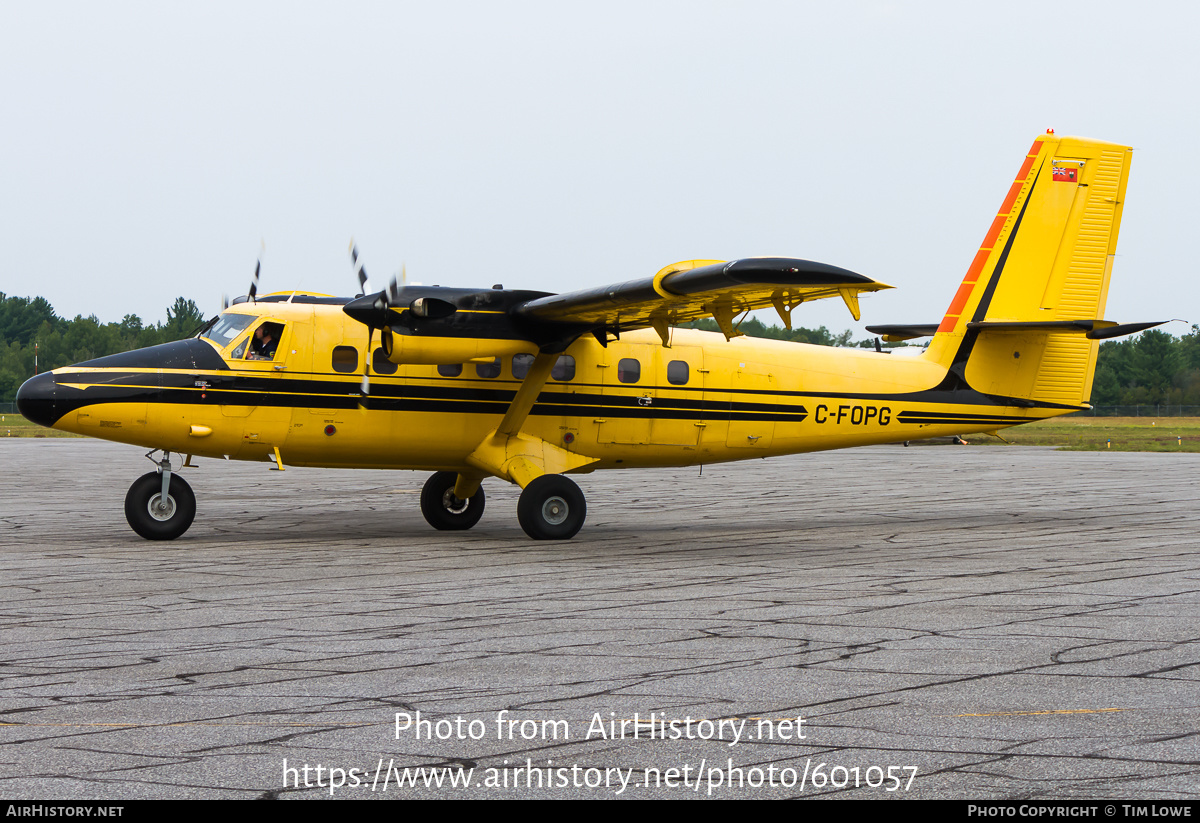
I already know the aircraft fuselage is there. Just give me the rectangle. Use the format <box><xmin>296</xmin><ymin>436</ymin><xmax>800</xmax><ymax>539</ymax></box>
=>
<box><xmin>18</xmin><ymin>299</ymin><xmax>1056</xmax><ymax>473</ymax></box>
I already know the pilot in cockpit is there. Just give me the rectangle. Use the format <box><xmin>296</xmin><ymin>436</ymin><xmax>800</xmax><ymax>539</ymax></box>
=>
<box><xmin>248</xmin><ymin>323</ymin><xmax>282</xmax><ymax>360</ymax></box>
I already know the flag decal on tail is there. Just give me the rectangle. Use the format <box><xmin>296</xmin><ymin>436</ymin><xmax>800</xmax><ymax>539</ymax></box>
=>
<box><xmin>1052</xmin><ymin>163</ymin><xmax>1080</xmax><ymax>182</ymax></box>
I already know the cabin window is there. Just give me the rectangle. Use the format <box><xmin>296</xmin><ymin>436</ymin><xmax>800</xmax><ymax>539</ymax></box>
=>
<box><xmin>512</xmin><ymin>353</ymin><xmax>575</xmax><ymax>381</ymax></box>
<box><xmin>512</xmin><ymin>353</ymin><xmax>535</xmax><ymax>380</ymax></box>
<box><xmin>552</xmin><ymin>355</ymin><xmax>575</xmax><ymax>382</ymax></box>
<box><xmin>667</xmin><ymin>360</ymin><xmax>689</xmax><ymax>385</ymax></box>
<box><xmin>373</xmin><ymin>348</ymin><xmax>397</xmax><ymax>375</ymax></box>
<box><xmin>332</xmin><ymin>345</ymin><xmax>359</xmax><ymax>373</ymax></box>
<box><xmin>475</xmin><ymin>357</ymin><xmax>501</xmax><ymax>379</ymax></box>
<box><xmin>437</xmin><ymin>364</ymin><xmax>463</xmax><ymax>377</ymax></box>
<box><xmin>617</xmin><ymin>358</ymin><xmax>640</xmax><ymax>384</ymax></box>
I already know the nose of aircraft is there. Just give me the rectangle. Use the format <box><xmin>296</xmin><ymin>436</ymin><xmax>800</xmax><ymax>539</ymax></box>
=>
<box><xmin>16</xmin><ymin>372</ymin><xmax>60</xmax><ymax>428</ymax></box>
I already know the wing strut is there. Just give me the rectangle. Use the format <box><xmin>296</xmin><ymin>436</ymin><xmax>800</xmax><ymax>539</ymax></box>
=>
<box><xmin>463</xmin><ymin>349</ymin><xmax>598</xmax><ymax>492</ymax></box>
<box><xmin>496</xmin><ymin>351</ymin><xmax>558</xmax><ymax>437</ymax></box>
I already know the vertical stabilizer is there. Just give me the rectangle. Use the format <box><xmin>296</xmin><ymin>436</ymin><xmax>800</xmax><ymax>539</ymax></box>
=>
<box><xmin>924</xmin><ymin>133</ymin><xmax>1133</xmax><ymax>407</ymax></box>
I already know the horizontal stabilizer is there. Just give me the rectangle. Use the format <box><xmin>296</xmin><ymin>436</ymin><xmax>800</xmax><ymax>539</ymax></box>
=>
<box><xmin>1083</xmin><ymin>321</ymin><xmax>1168</xmax><ymax>340</ymax></box>
<box><xmin>867</xmin><ymin>319</ymin><xmax>1165</xmax><ymax>343</ymax></box>
<box><xmin>966</xmin><ymin>319</ymin><xmax>1166</xmax><ymax>339</ymax></box>
<box><xmin>864</xmin><ymin>323</ymin><xmax>939</xmax><ymax>341</ymax></box>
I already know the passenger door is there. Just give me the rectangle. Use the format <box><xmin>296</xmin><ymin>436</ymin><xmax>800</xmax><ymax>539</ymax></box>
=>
<box><xmin>650</xmin><ymin>346</ymin><xmax>705</xmax><ymax>447</ymax></box>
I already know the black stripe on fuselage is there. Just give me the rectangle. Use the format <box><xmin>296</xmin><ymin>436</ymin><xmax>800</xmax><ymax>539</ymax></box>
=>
<box><xmin>895</xmin><ymin>411</ymin><xmax>1031</xmax><ymax>426</ymax></box>
<box><xmin>51</xmin><ymin>362</ymin><xmax>1081</xmax><ymax>413</ymax></box>
<box><xmin>40</xmin><ymin>366</ymin><xmax>1059</xmax><ymax>429</ymax></box>
<box><xmin>68</xmin><ymin>386</ymin><xmax>809</xmax><ymax>423</ymax></box>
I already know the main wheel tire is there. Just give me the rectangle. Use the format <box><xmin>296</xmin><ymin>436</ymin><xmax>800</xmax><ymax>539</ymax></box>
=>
<box><xmin>420</xmin><ymin>471</ymin><xmax>486</xmax><ymax>531</ymax></box>
<box><xmin>124</xmin><ymin>471</ymin><xmax>196</xmax><ymax>540</ymax></box>
<box><xmin>517</xmin><ymin>475</ymin><xmax>586</xmax><ymax>540</ymax></box>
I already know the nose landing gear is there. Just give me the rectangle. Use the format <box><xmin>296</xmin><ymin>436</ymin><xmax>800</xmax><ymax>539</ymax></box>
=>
<box><xmin>125</xmin><ymin>452</ymin><xmax>196</xmax><ymax>540</ymax></box>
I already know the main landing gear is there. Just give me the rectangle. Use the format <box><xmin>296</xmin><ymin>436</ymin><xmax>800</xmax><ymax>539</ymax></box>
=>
<box><xmin>420</xmin><ymin>471</ymin><xmax>486</xmax><ymax>531</ymax></box>
<box><xmin>124</xmin><ymin>451</ymin><xmax>195</xmax><ymax>540</ymax></box>
<box><xmin>418</xmin><ymin>471</ymin><xmax>587</xmax><ymax>540</ymax></box>
<box><xmin>516</xmin><ymin>475</ymin><xmax>586</xmax><ymax>540</ymax></box>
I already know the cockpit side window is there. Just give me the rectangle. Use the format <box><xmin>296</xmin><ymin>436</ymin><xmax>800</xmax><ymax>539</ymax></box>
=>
<box><xmin>247</xmin><ymin>322</ymin><xmax>285</xmax><ymax>361</ymax></box>
<box><xmin>202</xmin><ymin>313</ymin><xmax>255</xmax><ymax>348</ymax></box>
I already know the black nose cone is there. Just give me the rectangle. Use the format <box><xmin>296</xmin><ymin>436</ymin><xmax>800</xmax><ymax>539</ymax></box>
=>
<box><xmin>344</xmin><ymin>292</ymin><xmax>391</xmax><ymax>329</ymax></box>
<box><xmin>16</xmin><ymin>372</ymin><xmax>60</xmax><ymax>428</ymax></box>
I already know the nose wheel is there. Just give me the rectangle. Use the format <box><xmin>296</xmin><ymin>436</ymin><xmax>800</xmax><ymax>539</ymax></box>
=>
<box><xmin>420</xmin><ymin>471</ymin><xmax>486</xmax><ymax>530</ymax></box>
<box><xmin>124</xmin><ymin>471</ymin><xmax>196</xmax><ymax>540</ymax></box>
<box><xmin>517</xmin><ymin>475</ymin><xmax>586</xmax><ymax>540</ymax></box>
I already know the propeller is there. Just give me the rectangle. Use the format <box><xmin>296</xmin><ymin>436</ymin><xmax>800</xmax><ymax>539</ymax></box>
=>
<box><xmin>349</xmin><ymin>242</ymin><xmax>391</xmax><ymax>407</ymax></box>
<box><xmin>353</xmin><ymin>269</ymin><xmax>403</xmax><ymax>407</ymax></box>
<box><xmin>349</xmin><ymin>243</ymin><xmax>373</xmax><ymax>404</ymax></box>
<box><xmin>343</xmin><ymin>243</ymin><xmax>457</xmax><ymax>406</ymax></box>
<box><xmin>221</xmin><ymin>244</ymin><xmax>264</xmax><ymax>311</ymax></box>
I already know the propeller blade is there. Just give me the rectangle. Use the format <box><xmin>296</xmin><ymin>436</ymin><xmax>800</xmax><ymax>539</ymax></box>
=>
<box><xmin>221</xmin><ymin>293</ymin><xmax>230</xmax><ymax>311</ymax></box>
<box><xmin>358</xmin><ymin>327</ymin><xmax>374</xmax><ymax>409</ymax></box>
<box><xmin>388</xmin><ymin>272</ymin><xmax>400</xmax><ymax>305</ymax></box>
<box><xmin>249</xmin><ymin>259</ymin><xmax>260</xmax><ymax>302</ymax></box>
<box><xmin>350</xmin><ymin>241</ymin><xmax>370</xmax><ymax>296</ymax></box>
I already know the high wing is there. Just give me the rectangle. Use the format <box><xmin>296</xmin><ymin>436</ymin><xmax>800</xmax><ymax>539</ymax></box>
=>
<box><xmin>514</xmin><ymin>257</ymin><xmax>891</xmax><ymax>344</ymax></box>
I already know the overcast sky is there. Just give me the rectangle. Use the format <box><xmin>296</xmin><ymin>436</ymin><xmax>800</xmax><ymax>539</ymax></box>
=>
<box><xmin>1</xmin><ymin>1</ymin><xmax>1195</xmax><ymax>339</ymax></box>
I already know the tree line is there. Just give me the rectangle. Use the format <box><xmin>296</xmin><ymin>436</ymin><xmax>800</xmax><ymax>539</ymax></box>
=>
<box><xmin>0</xmin><ymin>294</ymin><xmax>206</xmax><ymax>403</ymax></box>
<box><xmin>677</xmin><ymin>319</ymin><xmax>1200</xmax><ymax>406</ymax></box>
<box><xmin>1090</xmin><ymin>327</ymin><xmax>1200</xmax><ymax>406</ymax></box>
<box><xmin>1</xmin><ymin>293</ymin><xmax>1196</xmax><ymax>407</ymax></box>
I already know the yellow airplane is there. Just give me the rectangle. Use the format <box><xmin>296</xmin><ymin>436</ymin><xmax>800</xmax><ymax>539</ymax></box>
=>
<box><xmin>17</xmin><ymin>132</ymin><xmax>1161</xmax><ymax>541</ymax></box>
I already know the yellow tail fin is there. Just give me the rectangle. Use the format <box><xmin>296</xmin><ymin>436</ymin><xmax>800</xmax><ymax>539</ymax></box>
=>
<box><xmin>925</xmin><ymin>133</ymin><xmax>1133</xmax><ymax>407</ymax></box>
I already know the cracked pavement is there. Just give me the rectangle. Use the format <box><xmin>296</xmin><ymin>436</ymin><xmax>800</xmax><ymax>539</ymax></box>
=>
<box><xmin>1</xmin><ymin>440</ymin><xmax>1198</xmax><ymax>798</ymax></box>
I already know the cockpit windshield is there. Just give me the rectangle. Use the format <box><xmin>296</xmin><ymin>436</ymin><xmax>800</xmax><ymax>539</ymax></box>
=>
<box><xmin>200</xmin><ymin>313</ymin><xmax>256</xmax><ymax>349</ymax></box>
